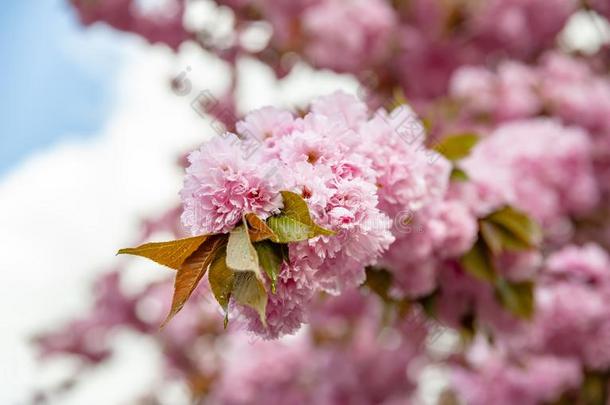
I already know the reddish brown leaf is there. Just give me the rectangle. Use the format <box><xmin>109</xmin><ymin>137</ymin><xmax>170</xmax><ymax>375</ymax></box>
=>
<box><xmin>245</xmin><ymin>213</ymin><xmax>278</xmax><ymax>242</ymax></box>
<box><xmin>117</xmin><ymin>235</ymin><xmax>208</xmax><ymax>270</ymax></box>
<box><xmin>161</xmin><ymin>234</ymin><xmax>227</xmax><ymax>327</ymax></box>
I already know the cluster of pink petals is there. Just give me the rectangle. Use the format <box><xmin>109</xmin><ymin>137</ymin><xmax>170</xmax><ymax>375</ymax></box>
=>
<box><xmin>181</xmin><ymin>134</ymin><xmax>284</xmax><ymax>235</ymax></box>
<box><xmin>450</xmin><ymin>61</ymin><xmax>542</xmax><ymax>122</ymax></box>
<box><xmin>450</xmin><ymin>244</ymin><xmax>610</xmax><ymax>403</ymax></box>
<box><xmin>302</xmin><ymin>0</ymin><xmax>398</xmax><ymax>73</ymax></box>
<box><xmin>516</xmin><ymin>244</ymin><xmax>610</xmax><ymax>370</ymax></box>
<box><xmin>211</xmin><ymin>0</ymin><xmax>585</xmax><ymax>100</ymax></box>
<box><xmin>451</xmin><ymin>52</ymin><xmax>610</xmax><ymax>195</ymax></box>
<box><xmin>381</xmin><ymin>200</ymin><xmax>478</xmax><ymax>299</ymax></box>
<box><xmin>461</xmin><ymin>119</ymin><xmax>599</xmax><ymax>233</ymax></box>
<box><xmin>355</xmin><ymin>105</ymin><xmax>451</xmax><ymax>217</ymax></box>
<box><xmin>539</xmin><ymin>53</ymin><xmax>610</xmax><ymax>134</ymax></box>
<box><xmin>451</xmin><ymin>53</ymin><xmax>610</xmax><ymax>133</ymax></box>
<box><xmin>212</xmin><ymin>290</ymin><xmax>426</xmax><ymax>405</ymax></box>
<box><xmin>250</xmin><ymin>0</ymin><xmax>317</xmax><ymax>50</ymax></box>
<box><xmin>471</xmin><ymin>0</ymin><xmax>578</xmax><ymax>57</ymax></box>
<box><xmin>451</xmin><ymin>338</ymin><xmax>582</xmax><ymax>405</ymax></box>
<box><xmin>70</xmin><ymin>0</ymin><xmax>190</xmax><ymax>49</ymax></box>
<box><xmin>430</xmin><ymin>262</ymin><xmax>529</xmax><ymax>334</ymax></box>
<box><xmin>387</xmin><ymin>0</ymin><xmax>571</xmax><ymax>100</ymax></box>
<box><xmin>181</xmin><ymin>92</ymin><xmax>450</xmax><ymax>338</ymax></box>
<box><xmin>379</xmin><ymin>118</ymin><xmax>595</xmax><ymax>303</ymax></box>
<box><xmin>236</xmin><ymin>261</ymin><xmax>316</xmax><ymax>339</ymax></box>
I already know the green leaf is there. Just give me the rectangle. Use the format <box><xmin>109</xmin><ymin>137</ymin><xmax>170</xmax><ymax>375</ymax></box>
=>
<box><xmin>449</xmin><ymin>167</ymin><xmax>469</xmax><ymax>182</ymax></box>
<box><xmin>433</xmin><ymin>133</ymin><xmax>480</xmax><ymax>161</ymax></box>
<box><xmin>479</xmin><ymin>221</ymin><xmax>502</xmax><ymax>255</ymax></box>
<box><xmin>267</xmin><ymin>215</ymin><xmax>314</xmax><ymax>243</ymax></box>
<box><xmin>280</xmin><ymin>190</ymin><xmax>314</xmax><ymax>223</ymax></box>
<box><xmin>266</xmin><ymin>191</ymin><xmax>334</xmax><ymax>242</ymax></box>
<box><xmin>226</xmin><ymin>223</ymin><xmax>262</xmax><ymax>280</ymax></box>
<box><xmin>233</xmin><ymin>272</ymin><xmax>268</xmax><ymax>326</ymax></box>
<box><xmin>208</xmin><ymin>247</ymin><xmax>234</xmax><ymax>323</ymax></box>
<box><xmin>486</xmin><ymin>206</ymin><xmax>542</xmax><ymax>248</ymax></box>
<box><xmin>494</xmin><ymin>278</ymin><xmax>534</xmax><ymax>319</ymax></box>
<box><xmin>161</xmin><ymin>234</ymin><xmax>226</xmax><ymax>327</ymax></box>
<box><xmin>245</xmin><ymin>213</ymin><xmax>278</xmax><ymax>243</ymax></box>
<box><xmin>225</xmin><ymin>222</ymin><xmax>271</xmax><ymax>327</ymax></box>
<box><xmin>312</xmin><ymin>224</ymin><xmax>335</xmax><ymax>236</ymax></box>
<box><xmin>117</xmin><ymin>235</ymin><xmax>209</xmax><ymax>270</ymax></box>
<box><xmin>279</xmin><ymin>190</ymin><xmax>334</xmax><ymax>237</ymax></box>
<box><xmin>480</xmin><ymin>220</ymin><xmax>531</xmax><ymax>255</ymax></box>
<box><xmin>460</xmin><ymin>239</ymin><xmax>496</xmax><ymax>282</ymax></box>
<box><xmin>254</xmin><ymin>240</ymin><xmax>283</xmax><ymax>293</ymax></box>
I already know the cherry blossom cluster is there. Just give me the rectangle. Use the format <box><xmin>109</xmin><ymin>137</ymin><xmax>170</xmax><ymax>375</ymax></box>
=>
<box><xmin>180</xmin><ymin>91</ymin><xmax>448</xmax><ymax>338</ymax></box>
<box><xmin>449</xmin><ymin>244</ymin><xmax>610</xmax><ymax>404</ymax></box>
<box><xmin>450</xmin><ymin>52</ymin><xmax>610</xmax><ymax>196</ymax></box>
<box><xmin>210</xmin><ymin>290</ymin><xmax>429</xmax><ymax>405</ymax></box>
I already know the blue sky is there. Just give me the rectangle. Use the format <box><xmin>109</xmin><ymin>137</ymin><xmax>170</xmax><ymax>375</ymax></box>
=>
<box><xmin>0</xmin><ymin>0</ymin><xmax>126</xmax><ymax>176</ymax></box>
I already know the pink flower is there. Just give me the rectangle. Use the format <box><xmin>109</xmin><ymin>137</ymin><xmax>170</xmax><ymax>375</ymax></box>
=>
<box><xmin>531</xmin><ymin>283</ymin><xmax>606</xmax><ymax>365</ymax></box>
<box><xmin>302</xmin><ymin>0</ymin><xmax>397</xmax><ymax>73</ymax></box>
<box><xmin>181</xmin><ymin>92</ymin><xmax>466</xmax><ymax>338</ymax></box>
<box><xmin>255</xmin><ymin>0</ymin><xmax>317</xmax><ymax>49</ymax></box>
<box><xmin>235</xmin><ymin>106</ymin><xmax>296</xmax><ymax>155</ymax></box>
<box><xmin>278</xmin><ymin>126</ymin><xmax>350</xmax><ymax>167</ymax></box>
<box><xmin>314</xmin><ymin>178</ymin><xmax>394</xmax><ymax>288</ymax></box>
<box><xmin>428</xmin><ymin>200</ymin><xmax>478</xmax><ymax>259</ymax></box>
<box><xmin>451</xmin><ymin>338</ymin><xmax>582</xmax><ymax>405</ymax></box>
<box><xmin>213</xmin><ymin>290</ymin><xmax>425</xmax><ymax>404</ymax></box>
<box><xmin>462</xmin><ymin>119</ymin><xmax>599</xmax><ymax>230</ymax></box>
<box><xmin>180</xmin><ymin>134</ymin><xmax>284</xmax><ymax>235</ymax></box>
<box><xmin>381</xmin><ymin>199</ymin><xmax>476</xmax><ymax>299</ymax></box>
<box><xmin>540</xmin><ymin>52</ymin><xmax>610</xmax><ymax>135</ymax></box>
<box><xmin>212</xmin><ymin>337</ymin><xmax>313</xmax><ymax>404</ymax></box>
<box><xmin>545</xmin><ymin>243</ymin><xmax>610</xmax><ymax>285</ymax></box>
<box><xmin>515</xmin><ymin>244</ymin><xmax>610</xmax><ymax>369</ymax></box>
<box><xmin>357</xmin><ymin>107</ymin><xmax>451</xmax><ymax>217</ymax></box>
<box><xmin>472</xmin><ymin>0</ymin><xmax>578</xmax><ymax>58</ymax></box>
<box><xmin>236</xmin><ymin>262</ymin><xmax>316</xmax><ymax>340</ymax></box>
<box><xmin>450</xmin><ymin>62</ymin><xmax>541</xmax><ymax>121</ymax></box>
<box><xmin>310</xmin><ymin>90</ymin><xmax>369</xmax><ymax>130</ymax></box>
<box><xmin>270</xmin><ymin>94</ymin><xmax>396</xmax><ymax>294</ymax></box>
